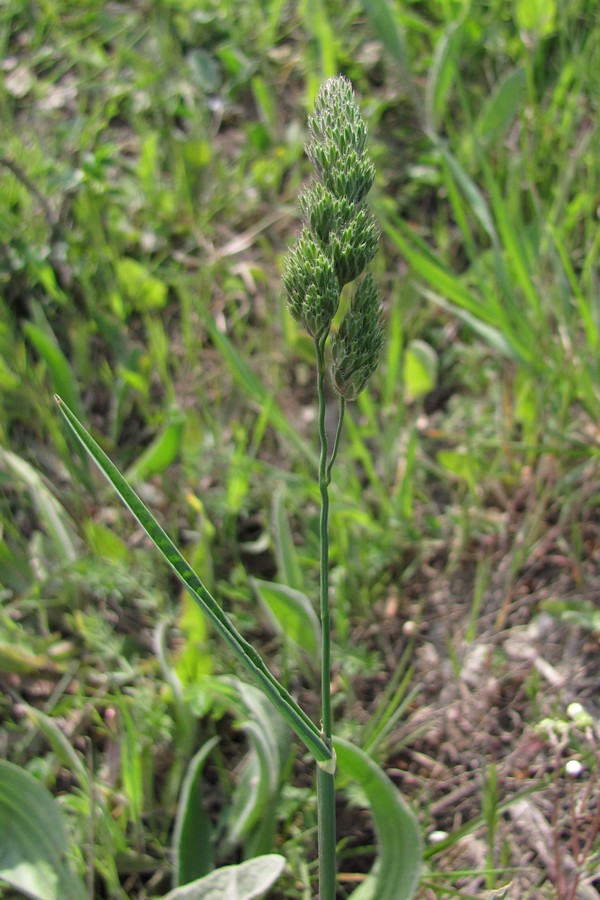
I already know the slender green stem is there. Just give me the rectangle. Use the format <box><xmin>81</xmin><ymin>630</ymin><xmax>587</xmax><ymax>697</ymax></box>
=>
<box><xmin>327</xmin><ymin>397</ymin><xmax>345</xmax><ymax>482</ymax></box>
<box><xmin>317</xmin><ymin>764</ymin><xmax>337</xmax><ymax>900</ymax></box>
<box><xmin>315</xmin><ymin>335</ymin><xmax>332</xmax><ymax>739</ymax></box>
<box><xmin>315</xmin><ymin>335</ymin><xmax>337</xmax><ymax>900</ymax></box>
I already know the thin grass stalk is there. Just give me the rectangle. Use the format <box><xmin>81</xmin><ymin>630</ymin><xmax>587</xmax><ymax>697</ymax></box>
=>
<box><xmin>282</xmin><ymin>76</ymin><xmax>384</xmax><ymax>896</ymax></box>
<box><xmin>315</xmin><ymin>333</ymin><xmax>337</xmax><ymax>898</ymax></box>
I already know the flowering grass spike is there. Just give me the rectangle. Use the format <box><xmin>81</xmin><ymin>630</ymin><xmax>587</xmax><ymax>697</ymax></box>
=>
<box><xmin>283</xmin><ymin>76</ymin><xmax>383</xmax><ymax>399</ymax></box>
<box><xmin>283</xmin><ymin>75</ymin><xmax>385</xmax><ymax>899</ymax></box>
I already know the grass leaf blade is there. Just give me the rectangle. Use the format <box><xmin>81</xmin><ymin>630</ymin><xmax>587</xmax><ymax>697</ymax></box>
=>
<box><xmin>54</xmin><ymin>396</ymin><xmax>332</xmax><ymax>764</ymax></box>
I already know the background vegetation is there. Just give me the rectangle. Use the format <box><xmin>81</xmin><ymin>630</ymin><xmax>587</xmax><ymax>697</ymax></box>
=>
<box><xmin>1</xmin><ymin>0</ymin><xmax>599</xmax><ymax>897</ymax></box>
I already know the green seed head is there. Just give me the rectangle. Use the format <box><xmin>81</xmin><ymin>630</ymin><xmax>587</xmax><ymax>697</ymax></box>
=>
<box><xmin>328</xmin><ymin>205</ymin><xmax>379</xmax><ymax>286</ymax></box>
<box><xmin>306</xmin><ymin>77</ymin><xmax>375</xmax><ymax>204</ymax></box>
<box><xmin>283</xmin><ymin>75</ymin><xmax>383</xmax><ymax>357</ymax></box>
<box><xmin>283</xmin><ymin>229</ymin><xmax>340</xmax><ymax>338</ymax></box>
<box><xmin>331</xmin><ymin>274</ymin><xmax>384</xmax><ymax>400</ymax></box>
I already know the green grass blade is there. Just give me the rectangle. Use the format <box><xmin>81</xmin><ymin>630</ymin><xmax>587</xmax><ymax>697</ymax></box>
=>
<box><xmin>334</xmin><ymin>737</ymin><xmax>422</xmax><ymax>900</ymax></box>
<box><xmin>474</xmin><ymin>67</ymin><xmax>526</xmax><ymax>148</ymax></box>
<box><xmin>23</xmin><ymin>321</ymin><xmax>84</xmax><ymax>421</ymax></box>
<box><xmin>0</xmin><ymin>448</ymin><xmax>79</xmax><ymax>564</ymax></box>
<box><xmin>480</xmin><ymin>157</ymin><xmax>542</xmax><ymax>318</ymax></box>
<box><xmin>433</xmin><ymin>140</ymin><xmax>497</xmax><ymax>243</ymax></box>
<box><xmin>202</xmin><ymin>315</ymin><xmax>317</xmax><ymax>468</ymax></box>
<box><xmin>418</xmin><ymin>287</ymin><xmax>526</xmax><ymax>362</ymax></box>
<box><xmin>361</xmin><ymin>0</ymin><xmax>422</xmax><ymax>116</ymax></box>
<box><xmin>54</xmin><ymin>396</ymin><xmax>332</xmax><ymax>765</ymax></box>
<box><xmin>382</xmin><ymin>217</ymin><xmax>498</xmax><ymax>325</ymax></box>
<box><xmin>272</xmin><ymin>486</ymin><xmax>305</xmax><ymax>592</ymax></box>
<box><xmin>425</xmin><ymin>22</ymin><xmax>463</xmax><ymax>133</ymax></box>
<box><xmin>547</xmin><ymin>222</ymin><xmax>599</xmax><ymax>350</ymax></box>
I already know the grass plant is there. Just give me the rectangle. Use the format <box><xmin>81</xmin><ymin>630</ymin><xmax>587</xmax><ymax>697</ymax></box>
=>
<box><xmin>2</xmin><ymin>1</ymin><xmax>600</xmax><ymax>897</ymax></box>
<box><xmin>50</xmin><ymin>78</ymin><xmax>422</xmax><ymax>898</ymax></box>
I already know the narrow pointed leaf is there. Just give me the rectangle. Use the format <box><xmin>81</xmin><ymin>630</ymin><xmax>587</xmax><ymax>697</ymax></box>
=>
<box><xmin>54</xmin><ymin>396</ymin><xmax>332</xmax><ymax>765</ymax></box>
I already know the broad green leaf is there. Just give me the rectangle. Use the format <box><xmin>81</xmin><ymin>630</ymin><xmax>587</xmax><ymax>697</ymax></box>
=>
<box><xmin>186</xmin><ymin>49</ymin><xmax>221</xmax><ymax>93</ymax></box>
<box><xmin>0</xmin><ymin>539</ymin><xmax>33</xmax><ymax>593</ymax></box>
<box><xmin>174</xmin><ymin>737</ymin><xmax>219</xmax><ymax>886</ymax></box>
<box><xmin>23</xmin><ymin>321</ymin><xmax>83</xmax><ymax>420</ymax></box>
<box><xmin>437</xmin><ymin>449</ymin><xmax>476</xmax><ymax>491</ymax></box>
<box><xmin>515</xmin><ymin>0</ymin><xmax>556</xmax><ymax>38</ymax></box>
<box><xmin>334</xmin><ymin>738</ymin><xmax>422</xmax><ymax>900</ymax></box>
<box><xmin>174</xmin><ymin>594</ymin><xmax>214</xmax><ymax>686</ymax></box>
<box><xmin>115</xmin><ymin>257</ymin><xmax>168</xmax><ymax>311</ymax></box>
<box><xmin>163</xmin><ymin>854</ymin><xmax>286</xmax><ymax>900</ymax></box>
<box><xmin>403</xmin><ymin>339</ymin><xmax>438</xmax><ymax>402</ymax></box>
<box><xmin>541</xmin><ymin>598</ymin><xmax>600</xmax><ymax>633</ymax></box>
<box><xmin>54</xmin><ymin>397</ymin><xmax>331</xmax><ymax>766</ymax></box>
<box><xmin>83</xmin><ymin>519</ymin><xmax>130</xmax><ymax>563</ymax></box>
<box><xmin>125</xmin><ymin>411</ymin><xmax>185</xmax><ymax>481</ymax></box>
<box><xmin>213</xmin><ymin>678</ymin><xmax>290</xmax><ymax>856</ymax></box>
<box><xmin>251</xmin><ymin>577</ymin><xmax>320</xmax><ymax>658</ymax></box>
<box><xmin>0</xmin><ymin>760</ymin><xmax>87</xmax><ymax>900</ymax></box>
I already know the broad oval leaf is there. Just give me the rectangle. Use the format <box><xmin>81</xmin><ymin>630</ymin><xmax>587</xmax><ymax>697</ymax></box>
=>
<box><xmin>173</xmin><ymin>737</ymin><xmax>220</xmax><ymax>887</ymax></box>
<box><xmin>403</xmin><ymin>339</ymin><xmax>438</xmax><ymax>402</ymax></box>
<box><xmin>23</xmin><ymin>321</ymin><xmax>83</xmax><ymax>421</ymax></box>
<box><xmin>334</xmin><ymin>738</ymin><xmax>422</xmax><ymax>900</ymax></box>
<box><xmin>0</xmin><ymin>760</ymin><xmax>86</xmax><ymax>900</ymax></box>
<box><xmin>163</xmin><ymin>854</ymin><xmax>286</xmax><ymax>900</ymax></box>
<box><xmin>125</xmin><ymin>411</ymin><xmax>186</xmax><ymax>481</ymax></box>
<box><xmin>209</xmin><ymin>678</ymin><xmax>290</xmax><ymax>855</ymax></box>
<box><xmin>250</xmin><ymin>577</ymin><xmax>321</xmax><ymax>658</ymax></box>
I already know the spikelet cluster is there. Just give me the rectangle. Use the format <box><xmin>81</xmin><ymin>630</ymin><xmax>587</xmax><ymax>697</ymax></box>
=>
<box><xmin>283</xmin><ymin>76</ymin><xmax>383</xmax><ymax>399</ymax></box>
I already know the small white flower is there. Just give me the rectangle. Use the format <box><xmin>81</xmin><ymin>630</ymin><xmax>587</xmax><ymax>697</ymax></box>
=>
<box><xmin>428</xmin><ymin>830</ymin><xmax>449</xmax><ymax>844</ymax></box>
<box><xmin>565</xmin><ymin>759</ymin><xmax>583</xmax><ymax>778</ymax></box>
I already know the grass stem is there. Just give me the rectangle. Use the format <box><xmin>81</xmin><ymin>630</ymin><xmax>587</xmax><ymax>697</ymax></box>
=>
<box><xmin>315</xmin><ymin>334</ymin><xmax>337</xmax><ymax>897</ymax></box>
